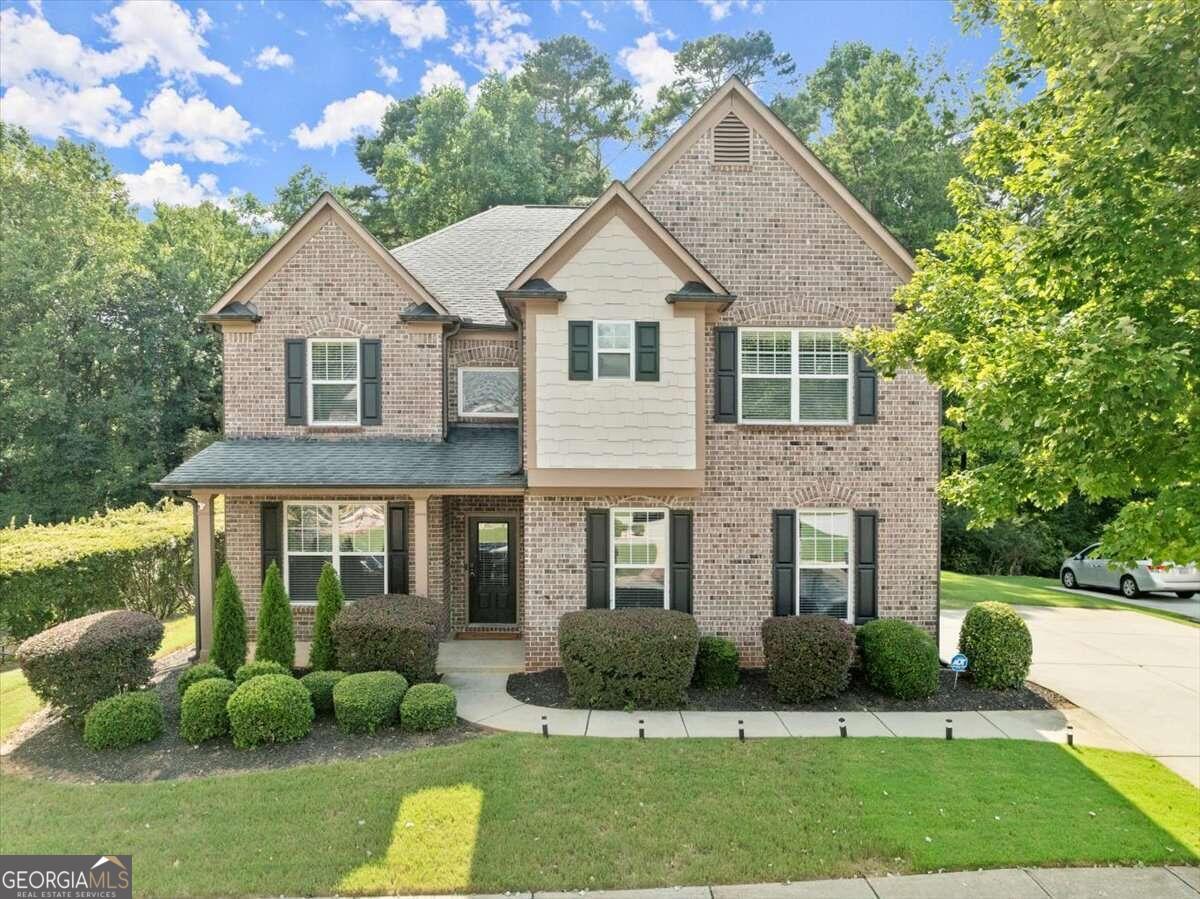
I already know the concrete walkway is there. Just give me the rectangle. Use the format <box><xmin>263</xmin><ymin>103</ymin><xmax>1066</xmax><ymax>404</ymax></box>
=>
<box><xmin>1049</xmin><ymin>585</ymin><xmax>1200</xmax><ymax>620</ymax></box>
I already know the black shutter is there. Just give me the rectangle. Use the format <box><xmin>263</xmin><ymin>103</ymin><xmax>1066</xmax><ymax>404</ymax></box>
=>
<box><xmin>261</xmin><ymin>502</ymin><xmax>283</xmax><ymax>581</ymax></box>
<box><xmin>855</xmin><ymin>510</ymin><xmax>878</xmax><ymax>621</ymax></box>
<box><xmin>585</xmin><ymin>509</ymin><xmax>609</xmax><ymax>608</ymax></box>
<box><xmin>715</xmin><ymin>326</ymin><xmax>738</xmax><ymax>422</ymax></box>
<box><xmin>387</xmin><ymin>503</ymin><xmax>409</xmax><ymax>594</ymax></box>
<box><xmin>361</xmin><ymin>339</ymin><xmax>382</xmax><ymax>426</ymax></box>
<box><xmin>669</xmin><ymin>510</ymin><xmax>693</xmax><ymax>613</ymax></box>
<box><xmin>285</xmin><ymin>339</ymin><xmax>307</xmax><ymax>425</ymax></box>
<box><xmin>635</xmin><ymin>321</ymin><xmax>660</xmax><ymax>382</ymax></box>
<box><xmin>854</xmin><ymin>354</ymin><xmax>878</xmax><ymax>423</ymax></box>
<box><xmin>569</xmin><ymin>321</ymin><xmax>593</xmax><ymax>380</ymax></box>
<box><xmin>772</xmin><ymin>509</ymin><xmax>795</xmax><ymax>616</ymax></box>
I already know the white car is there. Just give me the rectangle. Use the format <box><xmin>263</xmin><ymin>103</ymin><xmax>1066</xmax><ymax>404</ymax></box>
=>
<box><xmin>1060</xmin><ymin>544</ymin><xmax>1198</xmax><ymax>599</ymax></box>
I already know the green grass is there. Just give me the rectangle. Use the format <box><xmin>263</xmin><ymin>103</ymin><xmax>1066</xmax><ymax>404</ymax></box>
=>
<box><xmin>941</xmin><ymin>571</ymin><xmax>1200</xmax><ymax>627</ymax></box>
<box><xmin>0</xmin><ymin>615</ymin><xmax>194</xmax><ymax>742</ymax></box>
<box><xmin>1</xmin><ymin>735</ymin><xmax>1196</xmax><ymax>896</ymax></box>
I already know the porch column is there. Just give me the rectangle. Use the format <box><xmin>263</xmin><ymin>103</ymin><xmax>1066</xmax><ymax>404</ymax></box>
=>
<box><xmin>195</xmin><ymin>492</ymin><xmax>216</xmax><ymax>659</ymax></box>
<box><xmin>413</xmin><ymin>495</ymin><xmax>429</xmax><ymax>597</ymax></box>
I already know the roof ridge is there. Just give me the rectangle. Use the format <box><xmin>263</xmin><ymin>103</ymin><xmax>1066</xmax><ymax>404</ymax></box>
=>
<box><xmin>389</xmin><ymin>204</ymin><xmax>507</xmax><ymax>255</ymax></box>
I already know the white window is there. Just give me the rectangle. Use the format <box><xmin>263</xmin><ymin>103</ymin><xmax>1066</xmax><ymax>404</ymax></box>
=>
<box><xmin>309</xmin><ymin>338</ymin><xmax>360</xmax><ymax>425</ymax></box>
<box><xmin>796</xmin><ymin>509</ymin><xmax>853</xmax><ymax>620</ymax></box>
<box><xmin>611</xmin><ymin>509</ymin><xmax>669</xmax><ymax>609</ymax></box>
<box><xmin>285</xmin><ymin>502</ymin><xmax>386</xmax><ymax>602</ymax></box>
<box><xmin>458</xmin><ymin>367</ymin><xmax>518</xmax><ymax>418</ymax></box>
<box><xmin>739</xmin><ymin>329</ymin><xmax>852</xmax><ymax>424</ymax></box>
<box><xmin>595</xmin><ymin>321</ymin><xmax>634</xmax><ymax>380</ymax></box>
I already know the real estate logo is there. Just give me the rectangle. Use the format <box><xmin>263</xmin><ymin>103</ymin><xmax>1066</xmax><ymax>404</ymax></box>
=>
<box><xmin>1</xmin><ymin>855</ymin><xmax>132</xmax><ymax>899</ymax></box>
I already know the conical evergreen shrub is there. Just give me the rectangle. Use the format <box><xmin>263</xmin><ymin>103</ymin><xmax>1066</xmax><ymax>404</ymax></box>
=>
<box><xmin>309</xmin><ymin>562</ymin><xmax>344</xmax><ymax>671</ymax></box>
<box><xmin>255</xmin><ymin>561</ymin><xmax>295</xmax><ymax>669</ymax></box>
<box><xmin>210</xmin><ymin>563</ymin><xmax>247</xmax><ymax>677</ymax></box>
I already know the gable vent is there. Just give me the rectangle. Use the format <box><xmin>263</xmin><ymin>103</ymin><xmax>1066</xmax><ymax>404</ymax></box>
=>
<box><xmin>713</xmin><ymin>112</ymin><xmax>751</xmax><ymax>164</ymax></box>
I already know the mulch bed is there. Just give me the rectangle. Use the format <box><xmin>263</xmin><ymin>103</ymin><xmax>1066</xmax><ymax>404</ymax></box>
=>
<box><xmin>507</xmin><ymin>667</ymin><xmax>1073</xmax><ymax>713</ymax></box>
<box><xmin>0</xmin><ymin>651</ymin><xmax>483</xmax><ymax>785</ymax></box>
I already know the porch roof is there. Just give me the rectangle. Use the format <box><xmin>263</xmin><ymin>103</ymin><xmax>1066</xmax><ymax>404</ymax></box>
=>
<box><xmin>154</xmin><ymin>426</ymin><xmax>523</xmax><ymax>491</ymax></box>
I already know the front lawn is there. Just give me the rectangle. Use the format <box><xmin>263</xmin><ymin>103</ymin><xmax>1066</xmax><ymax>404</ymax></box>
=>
<box><xmin>2</xmin><ymin>734</ymin><xmax>1196</xmax><ymax>896</ymax></box>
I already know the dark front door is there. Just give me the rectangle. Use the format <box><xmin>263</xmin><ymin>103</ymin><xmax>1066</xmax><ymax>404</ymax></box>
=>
<box><xmin>468</xmin><ymin>518</ymin><xmax>517</xmax><ymax>624</ymax></box>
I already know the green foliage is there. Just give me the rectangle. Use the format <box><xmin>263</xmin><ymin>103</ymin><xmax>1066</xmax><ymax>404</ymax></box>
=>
<box><xmin>399</xmin><ymin>682</ymin><xmax>457</xmax><ymax>732</ymax></box>
<box><xmin>958</xmin><ymin>601</ymin><xmax>1032</xmax><ymax>690</ymax></box>
<box><xmin>16</xmin><ymin>609</ymin><xmax>163</xmax><ymax>723</ymax></box>
<box><xmin>210</xmin><ymin>563</ymin><xmax>247</xmax><ymax>678</ymax></box>
<box><xmin>300</xmin><ymin>669</ymin><xmax>346</xmax><ymax>716</ymax></box>
<box><xmin>558</xmin><ymin>609</ymin><xmax>699</xmax><ymax>709</ymax></box>
<box><xmin>226</xmin><ymin>673</ymin><xmax>313</xmax><ymax>749</ymax></box>
<box><xmin>176</xmin><ymin>662</ymin><xmax>226</xmax><ymax>699</ymax></box>
<box><xmin>179</xmin><ymin>677</ymin><xmax>236</xmax><ymax>744</ymax></box>
<box><xmin>309</xmin><ymin>563</ymin><xmax>344</xmax><ymax>671</ymax></box>
<box><xmin>331</xmin><ymin>595</ymin><xmax>440</xmax><ymax>683</ymax></box>
<box><xmin>333</xmin><ymin>671</ymin><xmax>409</xmax><ymax>734</ymax></box>
<box><xmin>82</xmin><ymin>690</ymin><xmax>164</xmax><ymax>751</ymax></box>
<box><xmin>692</xmin><ymin>635</ymin><xmax>740</xmax><ymax>690</ymax></box>
<box><xmin>234</xmin><ymin>660</ymin><xmax>289</xmax><ymax>686</ymax></box>
<box><xmin>255</xmin><ymin>562</ymin><xmax>294</xmax><ymax>669</ymax></box>
<box><xmin>761</xmin><ymin>616</ymin><xmax>856</xmax><ymax>703</ymax></box>
<box><xmin>857</xmin><ymin>619</ymin><xmax>939</xmax><ymax>700</ymax></box>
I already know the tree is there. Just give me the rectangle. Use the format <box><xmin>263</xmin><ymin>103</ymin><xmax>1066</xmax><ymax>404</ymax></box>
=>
<box><xmin>270</xmin><ymin>165</ymin><xmax>367</xmax><ymax>230</ymax></box>
<box><xmin>210</xmin><ymin>563</ymin><xmax>247</xmax><ymax>677</ymax></box>
<box><xmin>640</xmin><ymin>31</ymin><xmax>795</xmax><ymax>148</ymax></box>
<box><xmin>310</xmin><ymin>562</ymin><xmax>344</xmax><ymax>671</ymax></box>
<box><xmin>255</xmin><ymin>561</ymin><xmax>295</xmax><ymax>669</ymax></box>
<box><xmin>856</xmin><ymin>0</ymin><xmax>1200</xmax><ymax>565</ymax></box>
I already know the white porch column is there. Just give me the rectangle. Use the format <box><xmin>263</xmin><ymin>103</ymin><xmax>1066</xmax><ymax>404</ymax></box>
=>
<box><xmin>195</xmin><ymin>492</ymin><xmax>216</xmax><ymax>658</ymax></box>
<box><xmin>413</xmin><ymin>495</ymin><xmax>428</xmax><ymax>597</ymax></box>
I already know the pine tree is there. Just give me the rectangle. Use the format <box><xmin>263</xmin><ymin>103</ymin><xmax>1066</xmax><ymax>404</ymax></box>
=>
<box><xmin>309</xmin><ymin>562</ymin><xmax>344</xmax><ymax>671</ymax></box>
<box><xmin>210</xmin><ymin>563</ymin><xmax>247</xmax><ymax>677</ymax></box>
<box><xmin>255</xmin><ymin>561</ymin><xmax>295</xmax><ymax>669</ymax></box>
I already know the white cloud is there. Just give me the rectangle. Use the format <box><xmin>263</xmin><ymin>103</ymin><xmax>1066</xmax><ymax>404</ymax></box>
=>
<box><xmin>629</xmin><ymin>0</ymin><xmax>652</xmax><ymax>23</ymax></box>
<box><xmin>581</xmin><ymin>10</ymin><xmax>605</xmax><ymax>31</ymax></box>
<box><xmin>453</xmin><ymin>0</ymin><xmax>537</xmax><ymax>76</ymax></box>
<box><xmin>119</xmin><ymin>161</ymin><xmax>228</xmax><ymax>208</ymax></box>
<box><xmin>291</xmin><ymin>90</ymin><xmax>394</xmax><ymax>149</ymax></box>
<box><xmin>0</xmin><ymin>78</ymin><xmax>139</xmax><ymax>145</ymax></box>
<box><xmin>618</xmin><ymin>32</ymin><xmax>676</xmax><ymax>107</ymax></box>
<box><xmin>335</xmin><ymin>0</ymin><xmax>448</xmax><ymax>49</ymax></box>
<box><xmin>697</xmin><ymin>0</ymin><xmax>757</xmax><ymax>21</ymax></box>
<box><xmin>252</xmin><ymin>46</ymin><xmax>294</xmax><ymax>70</ymax></box>
<box><xmin>375</xmin><ymin>57</ymin><xmax>401</xmax><ymax>84</ymax></box>
<box><xmin>420</xmin><ymin>62</ymin><xmax>465</xmax><ymax>94</ymax></box>
<box><xmin>135</xmin><ymin>88</ymin><xmax>257</xmax><ymax>164</ymax></box>
<box><xmin>550</xmin><ymin>0</ymin><xmax>562</xmax><ymax>11</ymax></box>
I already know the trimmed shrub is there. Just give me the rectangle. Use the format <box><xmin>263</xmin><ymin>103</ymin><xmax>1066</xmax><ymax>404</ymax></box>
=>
<box><xmin>255</xmin><ymin>561</ymin><xmax>294</xmax><ymax>669</ymax></box>
<box><xmin>301</xmin><ymin>669</ymin><xmax>346</xmax><ymax>715</ymax></box>
<box><xmin>210</xmin><ymin>563</ymin><xmax>247</xmax><ymax>677</ymax></box>
<box><xmin>309</xmin><ymin>563</ymin><xmax>344</xmax><ymax>671</ymax></box>
<box><xmin>693</xmin><ymin>635</ymin><xmax>740</xmax><ymax>690</ymax></box>
<box><xmin>761</xmin><ymin>617</ymin><xmax>856</xmax><ymax>703</ymax></box>
<box><xmin>858</xmin><ymin>619</ymin><xmax>940</xmax><ymax>700</ymax></box>
<box><xmin>16</xmin><ymin>609</ymin><xmax>163</xmax><ymax>723</ymax></box>
<box><xmin>958</xmin><ymin>601</ymin><xmax>1033</xmax><ymax>689</ymax></box>
<box><xmin>226</xmin><ymin>673</ymin><xmax>314</xmax><ymax>749</ymax></box>
<box><xmin>333</xmin><ymin>671</ymin><xmax>408</xmax><ymax>734</ymax></box>
<box><xmin>332</xmin><ymin>596</ymin><xmax>439</xmax><ymax>683</ymax></box>
<box><xmin>176</xmin><ymin>661</ymin><xmax>225</xmax><ymax>698</ymax></box>
<box><xmin>400</xmin><ymin>682</ymin><xmax>457</xmax><ymax>731</ymax></box>
<box><xmin>179</xmin><ymin>677</ymin><xmax>236</xmax><ymax>743</ymax></box>
<box><xmin>234</xmin><ymin>659</ymin><xmax>289</xmax><ymax>686</ymax></box>
<box><xmin>559</xmin><ymin>609</ymin><xmax>699</xmax><ymax>709</ymax></box>
<box><xmin>83</xmin><ymin>691</ymin><xmax>163</xmax><ymax>750</ymax></box>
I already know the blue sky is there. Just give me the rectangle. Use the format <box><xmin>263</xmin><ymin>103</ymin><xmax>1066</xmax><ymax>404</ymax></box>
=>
<box><xmin>0</xmin><ymin>0</ymin><xmax>999</xmax><ymax>212</ymax></box>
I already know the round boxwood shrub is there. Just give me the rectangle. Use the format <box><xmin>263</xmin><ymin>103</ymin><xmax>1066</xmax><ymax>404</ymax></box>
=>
<box><xmin>958</xmin><ymin>601</ymin><xmax>1033</xmax><ymax>689</ymax></box>
<box><xmin>332</xmin><ymin>596</ymin><xmax>439</xmax><ymax>683</ymax></box>
<box><xmin>176</xmin><ymin>661</ymin><xmax>226</xmax><ymax>698</ymax></box>
<box><xmin>559</xmin><ymin>609</ymin><xmax>699</xmax><ymax>709</ymax></box>
<box><xmin>234</xmin><ymin>659</ymin><xmax>290</xmax><ymax>686</ymax></box>
<box><xmin>17</xmin><ymin>609</ymin><xmax>163</xmax><ymax>724</ymax></box>
<box><xmin>333</xmin><ymin>671</ymin><xmax>408</xmax><ymax>734</ymax></box>
<box><xmin>83</xmin><ymin>690</ymin><xmax>164</xmax><ymax>750</ymax></box>
<box><xmin>226</xmin><ymin>674</ymin><xmax>314</xmax><ymax>749</ymax></box>
<box><xmin>761</xmin><ymin>616</ymin><xmax>856</xmax><ymax>703</ymax></box>
<box><xmin>400</xmin><ymin>682</ymin><xmax>457</xmax><ymax>731</ymax></box>
<box><xmin>179</xmin><ymin>677</ymin><xmax>236</xmax><ymax>743</ymax></box>
<box><xmin>858</xmin><ymin>618</ymin><xmax>939</xmax><ymax>700</ymax></box>
<box><xmin>692</xmin><ymin>635</ymin><xmax>740</xmax><ymax>690</ymax></box>
<box><xmin>300</xmin><ymin>669</ymin><xmax>346</xmax><ymax>715</ymax></box>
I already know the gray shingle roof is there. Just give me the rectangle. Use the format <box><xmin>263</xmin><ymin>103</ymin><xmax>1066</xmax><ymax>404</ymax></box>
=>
<box><xmin>154</xmin><ymin>427</ymin><xmax>522</xmax><ymax>490</ymax></box>
<box><xmin>391</xmin><ymin>205</ymin><xmax>584</xmax><ymax>326</ymax></box>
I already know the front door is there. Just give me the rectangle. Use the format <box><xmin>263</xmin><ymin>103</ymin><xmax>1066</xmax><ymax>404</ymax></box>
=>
<box><xmin>468</xmin><ymin>518</ymin><xmax>517</xmax><ymax>624</ymax></box>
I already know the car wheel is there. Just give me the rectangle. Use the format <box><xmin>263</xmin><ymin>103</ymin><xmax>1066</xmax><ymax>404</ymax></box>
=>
<box><xmin>1061</xmin><ymin>569</ymin><xmax>1077</xmax><ymax>589</ymax></box>
<box><xmin>1177</xmin><ymin>591</ymin><xmax>1196</xmax><ymax>599</ymax></box>
<box><xmin>1120</xmin><ymin>575</ymin><xmax>1141</xmax><ymax>599</ymax></box>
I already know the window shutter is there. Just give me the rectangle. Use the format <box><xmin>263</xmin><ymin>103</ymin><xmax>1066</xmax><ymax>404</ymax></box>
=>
<box><xmin>855</xmin><ymin>510</ymin><xmax>878</xmax><ymax>621</ymax></box>
<box><xmin>635</xmin><ymin>321</ymin><xmax>660</xmax><ymax>382</ymax></box>
<box><xmin>360</xmin><ymin>339</ymin><xmax>382</xmax><ymax>426</ymax></box>
<box><xmin>568</xmin><ymin>321</ymin><xmax>593</xmax><ymax>380</ymax></box>
<box><xmin>669</xmin><ymin>510</ymin><xmax>693</xmax><ymax>613</ymax></box>
<box><xmin>772</xmin><ymin>509</ymin><xmax>795</xmax><ymax>616</ymax></box>
<box><xmin>715</xmin><ymin>326</ymin><xmax>738</xmax><ymax>422</ymax></box>
<box><xmin>285</xmin><ymin>339</ymin><xmax>307</xmax><ymax>425</ymax></box>
<box><xmin>261</xmin><ymin>502</ymin><xmax>283</xmax><ymax>581</ymax></box>
<box><xmin>854</xmin><ymin>354</ymin><xmax>877</xmax><ymax>424</ymax></box>
<box><xmin>585</xmin><ymin>509</ymin><xmax>609</xmax><ymax>608</ymax></box>
<box><xmin>387</xmin><ymin>503</ymin><xmax>409</xmax><ymax>594</ymax></box>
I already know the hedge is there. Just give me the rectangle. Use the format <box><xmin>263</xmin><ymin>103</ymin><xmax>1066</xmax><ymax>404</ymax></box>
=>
<box><xmin>400</xmin><ymin>683</ymin><xmax>457</xmax><ymax>731</ymax></box>
<box><xmin>226</xmin><ymin>674</ymin><xmax>314</xmax><ymax>749</ymax></box>
<box><xmin>179</xmin><ymin>677</ymin><xmax>236</xmax><ymax>743</ymax></box>
<box><xmin>693</xmin><ymin>635</ymin><xmax>740</xmax><ymax>690</ymax></box>
<box><xmin>332</xmin><ymin>596</ymin><xmax>440</xmax><ymax>683</ymax></box>
<box><xmin>959</xmin><ymin>601</ymin><xmax>1033</xmax><ymax>689</ymax></box>
<box><xmin>300</xmin><ymin>669</ymin><xmax>346</xmax><ymax>715</ymax></box>
<box><xmin>83</xmin><ymin>691</ymin><xmax>164</xmax><ymax>751</ymax></box>
<box><xmin>761</xmin><ymin>616</ymin><xmax>856</xmax><ymax>703</ymax></box>
<box><xmin>858</xmin><ymin>619</ymin><xmax>940</xmax><ymax>700</ymax></box>
<box><xmin>333</xmin><ymin>671</ymin><xmax>409</xmax><ymax>734</ymax></box>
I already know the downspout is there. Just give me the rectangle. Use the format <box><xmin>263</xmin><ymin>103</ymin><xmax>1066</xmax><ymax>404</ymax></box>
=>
<box><xmin>512</xmin><ymin>310</ymin><xmax>525</xmax><ymax>475</ymax></box>
<box><xmin>441</xmin><ymin>320</ymin><xmax>462</xmax><ymax>441</ymax></box>
<box><xmin>168</xmin><ymin>491</ymin><xmax>203</xmax><ymax>662</ymax></box>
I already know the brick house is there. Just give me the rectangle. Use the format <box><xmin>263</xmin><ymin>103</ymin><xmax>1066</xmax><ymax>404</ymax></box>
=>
<box><xmin>157</xmin><ymin>78</ymin><xmax>940</xmax><ymax>672</ymax></box>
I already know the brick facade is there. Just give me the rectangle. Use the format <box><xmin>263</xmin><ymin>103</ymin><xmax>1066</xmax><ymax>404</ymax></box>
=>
<box><xmin>443</xmin><ymin>495</ymin><xmax>524</xmax><ymax>630</ymax></box>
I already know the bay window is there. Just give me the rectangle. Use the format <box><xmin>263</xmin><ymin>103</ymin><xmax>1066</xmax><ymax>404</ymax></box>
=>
<box><xmin>740</xmin><ymin>329</ymin><xmax>852</xmax><ymax>424</ymax></box>
<box><xmin>285</xmin><ymin>502</ymin><xmax>385</xmax><ymax>601</ymax></box>
<box><xmin>611</xmin><ymin>509</ymin><xmax>668</xmax><ymax>608</ymax></box>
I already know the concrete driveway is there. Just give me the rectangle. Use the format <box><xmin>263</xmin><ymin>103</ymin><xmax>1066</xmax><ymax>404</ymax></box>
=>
<box><xmin>941</xmin><ymin>605</ymin><xmax>1200</xmax><ymax>786</ymax></box>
